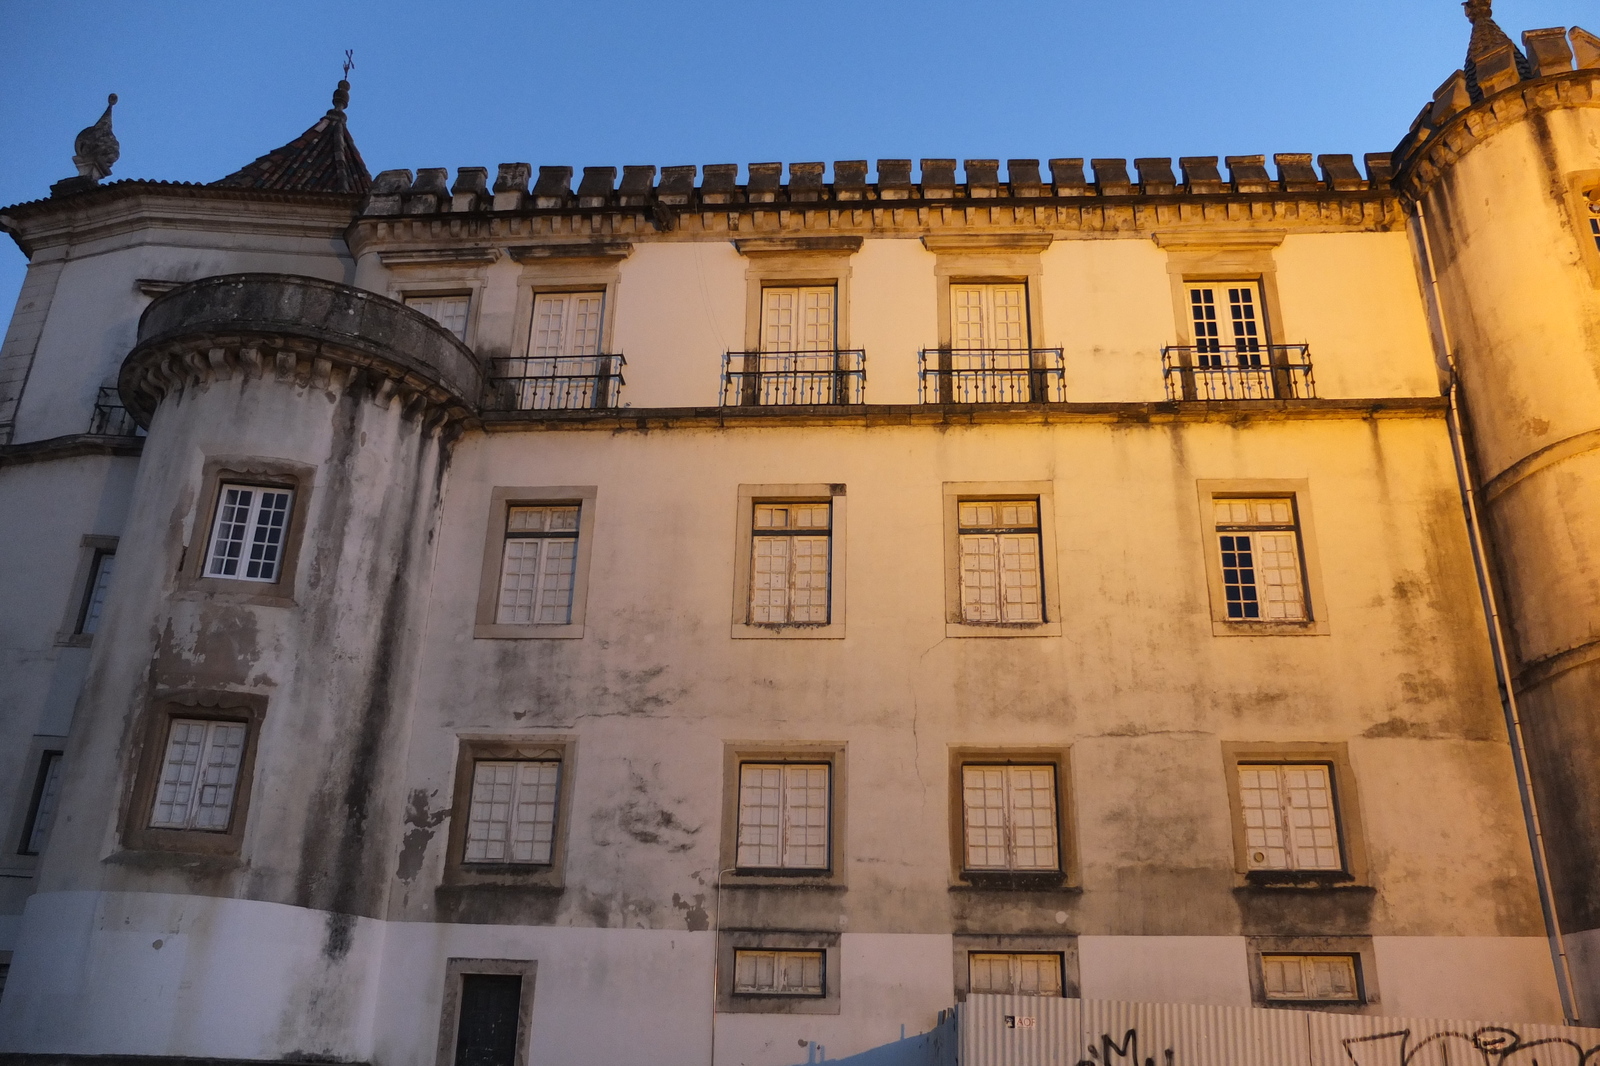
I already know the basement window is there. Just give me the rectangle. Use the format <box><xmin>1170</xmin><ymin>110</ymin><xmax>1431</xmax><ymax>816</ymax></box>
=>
<box><xmin>968</xmin><ymin>953</ymin><xmax>1064</xmax><ymax>997</ymax></box>
<box><xmin>733</xmin><ymin>950</ymin><xmax>825</xmax><ymax>997</ymax></box>
<box><xmin>1260</xmin><ymin>953</ymin><xmax>1362</xmax><ymax>1003</ymax></box>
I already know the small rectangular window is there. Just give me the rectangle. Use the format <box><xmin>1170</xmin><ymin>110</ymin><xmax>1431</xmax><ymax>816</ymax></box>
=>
<box><xmin>968</xmin><ymin>952</ymin><xmax>1063</xmax><ymax>997</ymax></box>
<box><xmin>1260</xmin><ymin>953</ymin><xmax>1361</xmax><ymax>1002</ymax></box>
<box><xmin>19</xmin><ymin>751</ymin><xmax>64</xmax><ymax>855</ymax></box>
<box><xmin>951</xmin><ymin>283</ymin><xmax>1028</xmax><ymax>351</ymax></box>
<box><xmin>1238</xmin><ymin>763</ymin><xmax>1343</xmax><ymax>871</ymax></box>
<box><xmin>958</xmin><ymin>500</ymin><xmax>1043</xmax><ymax>624</ymax></box>
<box><xmin>733</xmin><ymin>949</ymin><xmax>825</xmax><ymax>996</ymax></box>
<box><xmin>464</xmin><ymin>759</ymin><xmax>562</xmax><ymax>865</ymax></box>
<box><xmin>405</xmin><ymin>294</ymin><xmax>471</xmax><ymax>342</ymax></box>
<box><xmin>962</xmin><ymin>764</ymin><xmax>1059</xmax><ymax>872</ymax></box>
<box><xmin>737</xmin><ymin>762</ymin><xmax>829</xmax><ymax>870</ymax></box>
<box><xmin>1214</xmin><ymin>497</ymin><xmax>1307</xmax><ymax>622</ymax></box>
<box><xmin>149</xmin><ymin>718</ymin><xmax>247</xmax><ymax>831</ymax></box>
<box><xmin>205</xmin><ymin>484</ymin><xmax>293</xmax><ymax>583</ymax></box>
<box><xmin>76</xmin><ymin>549</ymin><xmax>115</xmax><ymax>635</ymax></box>
<box><xmin>750</xmin><ymin>502</ymin><xmax>832</xmax><ymax>625</ymax></box>
<box><xmin>1187</xmin><ymin>281</ymin><xmax>1265</xmax><ymax>359</ymax></box>
<box><xmin>496</xmin><ymin>505</ymin><xmax>580</xmax><ymax>626</ymax></box>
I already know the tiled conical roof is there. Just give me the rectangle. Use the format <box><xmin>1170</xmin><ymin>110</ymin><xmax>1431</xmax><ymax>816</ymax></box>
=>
<box><xmin>211</xmin><ymin>79</ymin><xmax>371</xmax><ymax>194</ymax></box>
<box><xmin>1461</xmin><ymin>0</ymin><xmax>1534</xmax><ymax>101</ymax></box>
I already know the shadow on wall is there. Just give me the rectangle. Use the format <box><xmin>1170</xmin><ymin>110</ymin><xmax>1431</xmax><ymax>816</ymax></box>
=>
<box><xmin>796</xmin><ymin>1015</ymin><xmax>956</xmax><ymax>1066</ymax></box>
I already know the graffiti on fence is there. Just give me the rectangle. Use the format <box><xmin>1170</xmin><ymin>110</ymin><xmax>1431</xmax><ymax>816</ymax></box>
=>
<box><xmin>1343</xmin><ymin>1026</ymin><xmax>1600</xmax><ymax>1066</ymax></box>
<box><xmin>1075</xmin><ymin>1028</ymin><xmax>1176</xmax><ymax>1066</ymax></box>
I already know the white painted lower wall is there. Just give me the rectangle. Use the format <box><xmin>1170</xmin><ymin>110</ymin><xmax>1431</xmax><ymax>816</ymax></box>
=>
<box><xmin>0</xmin><ymin>891</ymin><xmax>1570</xmax><ymax>1065</ymax></box>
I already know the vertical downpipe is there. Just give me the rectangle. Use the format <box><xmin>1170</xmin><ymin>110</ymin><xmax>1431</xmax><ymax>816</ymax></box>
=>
<box><xmin>1413</xmin><ymin>199</ymin><xmax>1579</xmax><ymax>1023</ymax></box>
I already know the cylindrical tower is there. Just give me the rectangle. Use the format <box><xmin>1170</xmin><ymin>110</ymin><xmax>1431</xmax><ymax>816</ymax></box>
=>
<box><xmin>1398</xmin><ymin>7</ymin><xmax>1600</xmax><ymax>1018</ymax></box>
<box><xmin>0</xmin><ymin>274</ymin><xmax>479</xmax><ymax>1059</ymax></box>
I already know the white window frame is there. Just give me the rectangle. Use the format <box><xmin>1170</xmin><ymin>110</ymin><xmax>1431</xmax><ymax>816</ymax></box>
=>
<box><xmin>404</xmin><ymin>292</ymin><xmax>472</xmax><ymax>342</ymax></box>
<box><xmin>950</xmin><ymin>281</ymin><xmax>1030</xmax><ymax>351</ymax></box>
<box><xmin>943</xmin><ymin>483</ymin><xmax>1061</xmax><ymax>638</ymax></box>
<box><xmin>721</xmin><ymin>743</ymin><xmax>846</xmax><ymax>888</ymax></box>
<box><xmin>1197</xmin><ymin>480</ymin><xmax>1329</xmax><ymax>637</ymax></box>
<box><xmin>203</xmin><ymin>483</ymin><xmax>295</xmax><ymax>584</ymax></box>
<box><xmin>148</xmin><ymin>718</ymin><xmax>249</xmax><ymax>832</ymax></box>
<box><xmin>1223</xmin><ymin>743</ymin><xmax>1367</xmax><ymax>886</ymax></box>
<box><xmin>495</xmin><ymin>505</ymin><xmax>581</xmax><ymax>626</ymax></box>
<box><xmin>732</xmin><ymin>485</ymin><xmax>847</xmax><ymax>640</ymax></box>
<box><xmin>475</xmin><ymin>487</ymin><xmax>598</xmax><ymax>640</ymax></box>
<box><xmin>956</xmin><ymin>499</ymin><xmax>1045</xmax><ymax>625</ymax></box>
<box><xmin>1237</xmin><ymin>762</ymin><xmax>1344</xmax><ymax>873</ymax></box>
<box><xmin>76</xmin><ymin>548</ymin><xmax>116</xmax><ymax>635</ymax></box>
<box><xmin>1260</xmin><ymin>953</ymin><xmax>1362</xmax><ymax>1003</ymax></box>
<box><xmin>968</xmin><ymin>952</ymin><xmax>1065</xmax><ymax>997</ymax></box>
<box><xmin>748</xmin><ymin>501</ymin><xmax>832</xmax><ymax>626</ymax></box>
<box><xmin>760</xmin><ymin>285</ymin><xmax>837</xmax><ymax>353</ymax></box>
<box><xmin>1213</xmin><ymin>497</ymin><xmax>1308</xmax><ymax>623</ymax></box>
<box><xmin>960</xmin><ymin>764</ymin><xmax>1061</xmax><ymax>874</ymax></box>
<box><xmin>735</xmin><ymin>762</ymin><xmax>831</xmax><ymax>872</ymax></box>
<box><xmin>463</xmin><ymin>758</ymin><xmax>562</xmax><ymax>866</ymax></box>
<box><xmin>732</xmin><ymin>949</ymin><xmax>826</xmax><ymax>997</ymax></box>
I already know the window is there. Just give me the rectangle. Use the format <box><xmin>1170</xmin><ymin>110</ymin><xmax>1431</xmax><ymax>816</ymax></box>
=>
<box><xmin>733</xmin><ymin>950</ymin><xmax>825</xmax><ymax>997</ymax></box>
<box><xmin>435</xmin><ymin>958</ymin><xmax>537</xmax><ymax>1066</ymax></box>
<box><xmin>76</xmin><ymin>549</ymin><xmax>115</xmax><ymax>635</ymax></box>
<box><xmin>518</xmin><ymin>292</ymin><xmax>612</xmax><ymax>409</ymax></box>
<box><xmin>968</xmin><ymin>953</ymin><xmax>1063</xmax><ymax>997</ymax></box>
<box><xmin>750</xmin><ymin>502</ymin><xmax>832</xmax><ymax>625</ymax></box>
<box><xmin>1187</xmin><ymin>281</ymin><xmax>1265</xmax><ymax>361</ymax></box>
<box><xmin>736</xmin><ymin>762</ymin><xmax>829</xmax><ymax>871</ymax></box>
<box><xmin>731</xmin><ymin>485</ymin><xmax>846</xmax><ymax>639</ymax></box>
<box><xmin>958</xmin><ymin>500</ymin><xmax>1043</xmax><ymax>624</ymax></box>
<box><xmin>495</xmin><ymin>505</ymin><xmax>579</xmax><ymax>626</ymax></box>
<box><xmin>1260</xmin><ymin>954</ymin><xmax>1361</xmax><ymax>1003</ymax></box>
<box><xmin>952</xmin><ymin>283</ymin><xmax>1028</xmax><ymax>351</ymax></box>
<box><xmin>1213</xmin><ymin>498</ymin><xmax>1307</xmax><ymax>622</ymax></box>
<box><xmin>1238</xmin><ymin>763</ymin><xmax>1342</xmax><ymax>872</ymax></box>
<box><xmin>961</xmin><ymin>765</ymin><xmax>1059</xmax><ymax>872</ymax></box>
<box><xmin>762</xmin><ymin>286</ymin><xmax>836</xmax><ymax>353</ymax></box>
<box><xmin>204</xmin><ymin>483</ymin><xmax>293</xmax><ymax>583</ymax></box>
<box><xmin>18</xmin><ymin>751</ymin><xmax>64</xmax><ymax>855</ymax></box>
<box><xmin>443</xmin><ymin>738</ymin><xmax>576</xmax><ymax>890</ymax></box>
<box><xmin>405</xmin><ymin>294</ymin><xmax>471</xmax><ymax>342</ymax></box>
<box><xmin>149</xmin><ymin>719</ymin><xmax>247</xmax><ymax>831</ymax></box>
<box><xmin>1590</xmin><ymin>214</ymin><xmax>1600</xmax><ymax>254</ymax></box>
<box><xmin>474</xmin><ymin>487</ymin><xmax>597</xmax><ymax>640</ymax></box>
<box><xmin>463</xmin><ymin>760</ymin><xmax>561</xmax><ymax>865</ymax></box>
<box><xmin>723</xmin><ymin>285</ymin><xmax>858</xmax><ymax>406</ymax></box>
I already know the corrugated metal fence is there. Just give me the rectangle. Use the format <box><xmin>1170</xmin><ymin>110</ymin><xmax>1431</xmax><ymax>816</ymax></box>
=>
<box><xmin>954</xmin><ymin>995</ymin><xmax>1600</xmax><ymax>1066</ymax></box>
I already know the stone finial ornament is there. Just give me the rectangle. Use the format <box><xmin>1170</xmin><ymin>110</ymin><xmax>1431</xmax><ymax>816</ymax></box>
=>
<box><xmin>72</xmin><ymin>94</ymin><xmax>120</xmax><ymax>181</ymax></box>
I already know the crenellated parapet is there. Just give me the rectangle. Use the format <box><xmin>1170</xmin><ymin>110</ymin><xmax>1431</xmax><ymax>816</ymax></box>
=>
<box><xmin>119</xmin><ymin>273</ymin><xmax>482</xmax><ymax>434</ymax></box>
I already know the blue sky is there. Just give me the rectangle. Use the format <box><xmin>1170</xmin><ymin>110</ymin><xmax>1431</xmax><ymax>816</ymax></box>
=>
<box><xmin>0</xmin><ymin>0</ymin><xmax>1584</xmax><ymax>316</ymax></box>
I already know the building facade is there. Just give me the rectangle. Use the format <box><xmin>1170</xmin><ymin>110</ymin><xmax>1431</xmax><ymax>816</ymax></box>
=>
<box><xmin>0</xmin><ymin>6</ymin><xmax>1597</xmax><ymax>1064</ymax></box>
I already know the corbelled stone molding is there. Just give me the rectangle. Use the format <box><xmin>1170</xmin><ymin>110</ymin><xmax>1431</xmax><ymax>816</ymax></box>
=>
<box><xmin>120</xmin><ymin>273</ymin><xmax>482</xmax><ymax>432</ymax></box>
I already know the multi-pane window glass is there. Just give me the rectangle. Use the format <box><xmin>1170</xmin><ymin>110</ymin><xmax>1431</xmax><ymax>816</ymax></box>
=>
<box><xmin>464</xmin><ymin>759</ymin><xmax>561</xmax><ymax>864</ymax></box>
<box><xmin>733</xmin><ymin>950</ymin><xmax>825</xmax><ymax>996</ymax></box>
<box><xmin>952</xmin><ymin>283</ymin><xmax>1028</xmax><ymax>350</ymax></box>
<box><xmin>496</xmin><ymin>505</ymin><xmax>580</xmax><ymax>625</ymax></box>
<box><xmin>958</xmin><ymin>500</ymin><xmax>1043</xmax><ymax>624</ymax></box>
<box><xmin>1214</xmin><ymin>498</ymin><xmax>1307</xmax><ymax>622</ymax></box>
<box><xmin>20</xmin><ymin>751</ymin><xmax>64</xmax><ymax>855</ymax></box>
<box><xmin>737</xmin><ymin>763</ymin><xmax>830</xmax><ymax>870</ymax></box>
<box><xmin>962</xmin><ymin>765</ymin><xmax>1059</xmax><ymax>872</ymax></box>
<box><xmin>1590</xmin><ymin>215</ymin><xmax>1600</xmax><ymax>253</ymax></box>
<box><xmin>205</xmin><ymin>484</ymin><xmax>293</xmax><ymax>583</ymax></box>
<box><xmin>404</xmin><ymin>294</ymin><xmax>470</xmax><ymax>342</ymax></box>
<box><xmin>750</xmin><ymin>502</ymin><xmax>831</xmax><ymax>625</ymax></box>
<box><xmin>1188</xmin><ymin>282</ymin><xmax>1264</xmax><ymax>360</ymax></box>
<box><xmin>762</xmin><ymin>286</ymin><xmax>836</xmax><ymax>352</ymax></box>
<box><xmin>1239</xmin><ymin>763</ymin><xmax>1343</xmax><ymax>871</ymax></box>
<box><xmin>149</xmin><ymin>718</ymin><xmax>247</xmax><ymax>831</ymax></box>
<box><xmin>1261</xmin><ymin>954</ymin><xmax>1360</xmax><ymax>1002</ymax></box>
<box><xmin>77</xmin><ymin>549</ymin><xmax>115</xmax><ymax>634</ymax></box>
<box><xmin>969</xmin><ymin>953</ymin><xmax>1064</xmax><ymax>997</ymax></box>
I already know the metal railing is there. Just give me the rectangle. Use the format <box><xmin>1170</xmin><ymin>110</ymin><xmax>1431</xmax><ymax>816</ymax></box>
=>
<box><xmin>485</xmin><ymin>354</ymin><xmax>626</xmax><ymax>411</ymax></box>
<box><xmin>721</xmin><ymin>349</ymin><xmax>866</xmax><ymax>406</ymax></box>
<box><xmin>1161</xmin><ymin>345</ymin><xmax>1315</xmax><ymax>401</ymax></box>
<box><xmin>918</xmin><ymin>348</ymin><xmax>1066</xmax><ymax>404</ymax></box>
<box><xmin>89</xmin><ymin>387</ymin><xmax>141</xmax><ymax>436</ymax></box>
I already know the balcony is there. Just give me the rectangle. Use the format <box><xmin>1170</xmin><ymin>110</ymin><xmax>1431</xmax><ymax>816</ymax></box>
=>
<box><xmin>1161</xmin><ymin>345</ymin><xmax>1315</xmax><ymax>401</ymax></box>
<box><xmin>485</xmin><ymin>355</ymin><xmax>626</xmax><ymax>411</ymax></box>
<box><xmin>89</xmin><ymin>387</ymin><xmax>142</xmax><ymax>436</ymax></box>
<box><xmin>918</xmin><ymin>348</ymin><xmax>1066</xmax><ymax>404</ymax></box>
<box><xmin>721</xmin><ymin>349</ymin><xmax>866</xmax><ymax>406</ymax></box>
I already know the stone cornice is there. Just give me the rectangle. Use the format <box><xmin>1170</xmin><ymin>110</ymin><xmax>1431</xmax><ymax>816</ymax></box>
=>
<box><xmin>0</xmin><ymin>432</ymin><xmax>143</xmax><ymax>467</ymax></box>
<box><xmin>1394</xmin><ymin>68</ymin><xmax>1600</xmax><ymax>199</ymax></box>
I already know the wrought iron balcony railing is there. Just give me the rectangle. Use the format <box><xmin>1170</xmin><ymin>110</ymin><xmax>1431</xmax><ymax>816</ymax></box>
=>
<box><xmin>89</xmin><ymin>386</ymin><xmax>142</xmax><ymax>436</ymax></box>
<box><xmin>1161</xmin><ymin>345</ymin><xmax>1315</xmax><ymax>401</ymax></box>
<box><xmin>918</xmin><ymin>348</ymin><xmax>1066</xmax><ymax>404</ymax></box>
<box><xmin>485</xmin><ymin>355</ymin><xmax>626</xmax><ymax>411</ymax></box>
<box><xmin>721</xmin><ymin>349</ymin><xmax>866</xmax><ymax>406</ymax></box>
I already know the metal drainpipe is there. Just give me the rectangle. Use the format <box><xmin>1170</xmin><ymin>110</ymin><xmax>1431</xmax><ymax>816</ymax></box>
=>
<box><xmin>709</xmin><ymin>865</ymin><xmax>737</xmax><ymax>1066</ymax></box>
<box><xmin>1412</xmin><ymin>198</ymin><xmax>1580</xmax><ymax>1024</ymax></box>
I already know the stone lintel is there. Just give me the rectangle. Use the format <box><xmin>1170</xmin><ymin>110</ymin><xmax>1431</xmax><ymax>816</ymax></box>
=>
<box><xmin>732</xmin><ymin>236</ymin><xmax>863</xmax><ymax>257</ymax></box>
<box><xmin>922</xmin><ymin>233</ymin><xmax>1053</xmax><ymax>253</ymax></box>
<box><xmin>507</xmin><ymin>241</ymin><xmax>633</xmax><ymax>262</ymax></box>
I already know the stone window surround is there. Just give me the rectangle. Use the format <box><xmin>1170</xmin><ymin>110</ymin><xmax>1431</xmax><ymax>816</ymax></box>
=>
<box><xmin>3</xmin><ymin>735</ymin><xmax>67</xmax><ymax>873</ymax></box>
<box><xmin>509</xmin><ymin>261</ymin><xmax>624</xmax><ymax>363</ymax></box>
<box><xmin>731</xmin><ymin>484</ymin><xmax>848</xmax><ymax>640</ymax></box>
<box><xmin>55</xmin><ymin>533</ymin><xmax>118</xmax><ymax>647</ymax></box>
<box><xmin>946</xmin><ymin>745</ymin><xmax>1079</xmax><ymax>890</ymax></box>
<box><xmin>924</xmin><ymin>234</ymin><xmax>1051</xmax><ymax>351</ymax></box>
<box><xmin>1566</xmin><ymin>169</ymin><xmax>1600</xmax><ymax>286</ymax></box>
<box><xmin>391</xmin><ymin>280</ymin><xmax>484</xmax><ymax>346</ymax></box>
<box><xmin>433</xmin><ymin>957</ymin><xmax>538</xmax><ymax>1066</ymax></box>
<box><xmin>441</xmin><ymin>735</ymin><xmax>578</xmax><ymax>893</ymax></box>
<box><xmin>715</xmin><ymin>928</ymin><xmax>841</xmax><ymax>1015</ymax></box>
<box><xmin>473</xmin><ymin>486</ymin><xmax>599</xmax><ymax>640</ymax></box>
<box><xmin>951</xmin><ymin>934</ymin><xmax>1081</xmax><ymax>1001</ymax></box>
<box><xmin>942</xmin><ymin>481</ymin><xmax>1063</xmax><ymax>638</ymax></box>
<box><xmin>734</xmin><ymin>238</ymin><xmax>860</xmax><ymax>352</ymax></box>
<box><xmin>1155</xmin><ymin>231</ymin><xmax>1290</xmax><ymax>349</ymax></box>
<box><xmin>1245</xmin><ymin>935</ymin><xmax>1379</xmax><ymax>1012</ymax></box>
<box><xmin>1221</xmin><ymin>741</ymin><xmax>1370</xmax><ymax>889</ymax></box>
<box><xmin>1196</xmin><ymin>478</ymin><xmax>1331</xmax><ymax>637</ymax></box>
<box><xmin>176</xmin><ymin>456</ymin><xmax>315</xmax><ymax>611</ymax></box>
<box><xmin>719</xmin><ymin>741</ymin><xmax>847</xmax><ymax>888</ymax></box>
<box><xmin>119</xmin><ymin>689</ymin><xmax>267</xmax><ymax>858</ymax></box>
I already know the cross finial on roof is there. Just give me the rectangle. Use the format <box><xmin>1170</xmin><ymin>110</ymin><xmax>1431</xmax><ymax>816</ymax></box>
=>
<box><xmin>331</xmin><ymin>52</ymin><xmax>354</xmax><ymax>113</ymax></box>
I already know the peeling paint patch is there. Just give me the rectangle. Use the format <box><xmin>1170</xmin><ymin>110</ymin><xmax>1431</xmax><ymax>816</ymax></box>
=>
<box><xmin>396</xmin><ymin>788</ymin><xmax>448</xmax><ymax>883</ymax></box>
<box><xmin>672</xmin><ymin>892</ymin><xmax>709</xmax><ymax>931</ymax></box>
